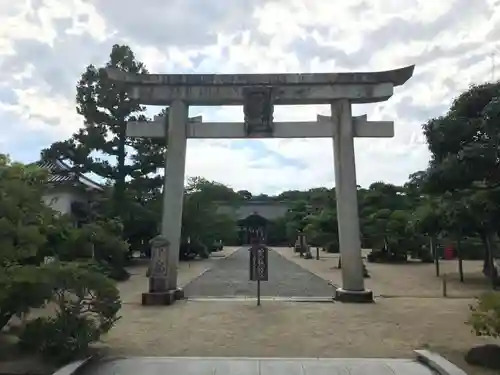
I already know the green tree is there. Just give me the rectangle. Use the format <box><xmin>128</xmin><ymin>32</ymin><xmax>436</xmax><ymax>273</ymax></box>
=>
<box><xmin>303</xmin><ymin>208</ymin><xmax>339</xmax><ymax>252</ymax></box>
<box><xmin>181</xmin><ymin>177</ymin><xmax>239</xmax><ymax>249</ymax></box>
<box><xmin>422</xmin><ymin>82</ymin><xmax>500</xmax><ymax>283</ymax></box>
<box><xmin>467</xmin><ymin>292</ymin><xmax>500</xmax><ymax>338</ymax></box>
<box><xmin>42</xmin><ymin>44</ymin><xmax>164</xmax><ymax>216</ymax></box>
<box><xmin>237</xmin><ymin>190</ymin><xmax>253</xmax><ymax>200</ymax></box>
<box><xmin>409</xmin><ymin>197</ymin><xmax>444</xmax><ymax>267</ymax></box>
<box><xmin>18</xmin><ymin>262</ymin><xmax>121</xmax><ymax>364</ymax></box>
<box><xmin>359</xmin><ymin>182</ymin><xmax>413</xmax><ymax>249</ymax></box>
<box><xmin>461</xmin><ymin>187</ymin><xmax>500</xmax><ymax>281</ymax></box>
<box><xmin>284</xmin><ymin>200</ymin><xmax>311</xmax><ymax>243</ymax></box>
<box><xmin>252</xmin><ymin>193</ymin><xmax>272</xmax><ymax>201</ymax></box>
<box><xmin>0</xmin><ymin>155</ymin><xmax>122</xmax><ymax>362</ymax></box>
<box><xmin>89</xmin><ymin>187</ymin><xmax>159</xmax><ymax>256</ymax></box>
<box><xmin>0</xmin><ymin>155</ymin><xmax>55</xmax><ymax>330</ymax></box>
<box><xmin>266</xmin><ymin>217</ymin><xmax>288</xmax><ymax>245</ymax></box>
<box><xmin>385</xmin><ymin>209</ymin><xmax>412</xmax><ymax>252</ymax></box>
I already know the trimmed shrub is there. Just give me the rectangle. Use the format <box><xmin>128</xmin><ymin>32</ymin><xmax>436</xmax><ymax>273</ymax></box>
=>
<box><xmin>467</xmin><ymin>292</ymin><xmax>500</xmax><ymax>338</ymax></box>
<box><xmin>18</xmin><ymin>263</ymin><xmax>121</xmax><ymax>364</ymax></box>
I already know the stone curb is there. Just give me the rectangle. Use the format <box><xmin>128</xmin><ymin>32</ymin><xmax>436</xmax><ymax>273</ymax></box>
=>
<box><xmin>414</xmin><ymin>350</ymin><xmax>468</xmax><ymax>375</ymax></box>
<box><xmin>2</xmin><ymin>351</ymin><xmax>467</xmax><ymax>375</ymax></box>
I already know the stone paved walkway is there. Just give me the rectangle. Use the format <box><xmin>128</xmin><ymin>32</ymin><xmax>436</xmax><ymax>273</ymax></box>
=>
<box><xmin>76</xmin><ymin>356</ymin><xmax>441</xmax><ymax>375</ymax></box>
<box><xmin>183</xmin><ymin>247</ymin><xmax>335</xmax><ymax>297</ymax></box>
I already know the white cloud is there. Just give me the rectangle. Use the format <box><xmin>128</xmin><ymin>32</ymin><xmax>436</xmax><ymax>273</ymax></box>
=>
<box><xmin>0</xmin><ymin>0</ymin><xmax>498</xmax><ymax>194</ymax></box>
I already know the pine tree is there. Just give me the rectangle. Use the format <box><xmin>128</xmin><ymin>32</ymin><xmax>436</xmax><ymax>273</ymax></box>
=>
<box><xmin>43</xmin><ymin>44</ymin><xmax>165</xmax><ymax>214</ymax></box>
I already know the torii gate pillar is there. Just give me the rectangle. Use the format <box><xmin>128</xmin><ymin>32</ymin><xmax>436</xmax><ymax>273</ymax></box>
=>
<box><xmin>331</xmin><ymin>99</ymin><xmax>371</xmax><ymax>302</ymax></box>
<box><xmin>162</xmin><ymin>100</ymin><xmax>189</xmax><ymax>292</ymax></box>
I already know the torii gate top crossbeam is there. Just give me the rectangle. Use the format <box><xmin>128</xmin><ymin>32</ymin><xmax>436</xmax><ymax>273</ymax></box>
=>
<box><xmin>106</xmin><ymin>65</ymin><xmax>415</xmax><ymax>106</ymax></box>
<box><xmin>107</xmin><ymin>66</ymin><xmax>414</xmax><ymax>87</ymax></box>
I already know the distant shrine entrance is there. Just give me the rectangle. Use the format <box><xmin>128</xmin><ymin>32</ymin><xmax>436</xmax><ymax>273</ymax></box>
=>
<box><xmin>216</xmin><ymin>201</ymin><xmax>289</xmax><ymax>246</ymax></box>
<box><xmin>108</xmin><ymin>64</ymin><xmax>415</xmax><ymax>304</ymax></box>
<box><xmin>238</xmin><ymin>214</ymin><xmax>268</xmax><ymax>245</ymax></box>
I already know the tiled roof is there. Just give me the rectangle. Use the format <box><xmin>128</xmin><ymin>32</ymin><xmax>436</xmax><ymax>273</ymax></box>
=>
<box><xmin>35</xmin><ymin>159</ymin><xmax>104</xmax><ymax>191</ymax></box>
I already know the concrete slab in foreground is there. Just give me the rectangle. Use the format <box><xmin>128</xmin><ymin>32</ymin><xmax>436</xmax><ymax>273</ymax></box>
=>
<box><xmin>52</xmin><ymin>351</ymin><xmax>467</xmax><ymax>375</ymax></box>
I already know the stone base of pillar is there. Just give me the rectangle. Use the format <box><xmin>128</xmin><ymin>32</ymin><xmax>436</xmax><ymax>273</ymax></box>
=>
<box><xmin>335</xmin><ymin>288</ymin><xmax>374</xmax><ymax>303</ymax></box>
<box><xmin>142</xmin><ymin>288</ymin><xmax>184</xmax><ymax>306</ymax></box>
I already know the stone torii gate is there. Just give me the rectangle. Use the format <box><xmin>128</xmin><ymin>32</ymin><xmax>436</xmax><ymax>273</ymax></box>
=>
<box><xmin>107</xmin><ymin>65</ymin><xmax>414</xmax><ymax>304</ymax></box>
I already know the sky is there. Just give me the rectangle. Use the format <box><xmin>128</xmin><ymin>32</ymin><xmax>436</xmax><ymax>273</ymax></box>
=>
<box><xmin>0</xmin><ymin>0</ymin><xmax>499</xmax><ymax>195</ymax></box>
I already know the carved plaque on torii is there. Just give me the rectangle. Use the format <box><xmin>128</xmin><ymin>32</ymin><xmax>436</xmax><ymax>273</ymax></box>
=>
<box><xmin>243</xmin><ymin>86</ymin><xmax>274</xmax><ymax>137</ymax></box>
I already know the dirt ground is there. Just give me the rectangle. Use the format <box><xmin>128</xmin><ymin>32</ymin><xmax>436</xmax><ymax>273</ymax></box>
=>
<box><xmin>104</xmin><ymin>297</ymin><xmax>494</xmax><ymax>358</ymax></box>
<box><xmin>102</xmin><ymin>298</ymin><xmax>497</xmax><ymax>374</ymax></box>
<box><xmin>2</xmin><ymin>246</ymin><xmax>498</xmax><ymax>375</ymax></box>
<box><xmin>273</xmin><ymin>247</ymin><xmax>493</xmax><ymax>298</ymax></box>
<box><xmin>98</xmin><ymin>247</ymin><xmax>499</xmax><ymax>375</ymax></box>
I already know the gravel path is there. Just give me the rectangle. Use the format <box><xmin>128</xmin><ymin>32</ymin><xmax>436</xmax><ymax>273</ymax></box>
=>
<box><xmin>103</xmin><ymin>298</ymin><xmax>497</xmax><ymax>375</ymax></box>
<box><xmin>183</xmin><ymin>247</ymin><xmax>335</xmax><ymax>297</ymax></box>
<box><xmin>272</xmin><ymin>247</ymin><xmax>492</xmax><ymax>298</ymax></box>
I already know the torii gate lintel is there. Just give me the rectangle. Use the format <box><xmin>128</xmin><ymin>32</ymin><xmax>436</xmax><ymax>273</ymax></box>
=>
<box><xmin>127</xmin><ymin>115</ymin><xmax>394</xmax><ymax>139</ymax></box>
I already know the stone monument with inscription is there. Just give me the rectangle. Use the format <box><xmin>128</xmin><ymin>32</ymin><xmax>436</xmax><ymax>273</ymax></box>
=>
<box><xmin>107</xmin><ymin>64</ymin><xmax>414</xmax><ymax>303</ymax></box>
<box><xmin>143</xmin><ymin>235</ymin><xmax>183</xmax><ymax>305</ymax></box>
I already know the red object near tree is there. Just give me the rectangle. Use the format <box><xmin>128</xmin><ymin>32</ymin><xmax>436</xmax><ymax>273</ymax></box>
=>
<box><xmin>444</xmin><ymin>246</ymin><xmax>454</xmax><ymax>260</ymax></box>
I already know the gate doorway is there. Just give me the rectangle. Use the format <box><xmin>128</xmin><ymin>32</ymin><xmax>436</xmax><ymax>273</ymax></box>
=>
<box><xmin>238</xmin><ymin>214</ymin><xmax>268</xmax><ymax>245</ymax></box>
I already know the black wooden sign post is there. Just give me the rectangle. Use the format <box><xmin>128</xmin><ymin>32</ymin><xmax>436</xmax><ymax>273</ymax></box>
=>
<box><xmin>249</xmin><ymin>244</ymin><xmax>269</xmax><ymax>306</ymax></box>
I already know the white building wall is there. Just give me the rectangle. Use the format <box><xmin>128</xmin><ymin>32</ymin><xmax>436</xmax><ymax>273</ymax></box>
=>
<box><xmin>42</xmin><ymin>189</ymin><xmax>89</xmax><ymax>215</ymax></box>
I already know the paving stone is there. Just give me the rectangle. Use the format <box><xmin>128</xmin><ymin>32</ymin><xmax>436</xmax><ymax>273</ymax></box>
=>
<box><xmin>183</xmin><ymin>247</ymin><xmax>335</xmax><ymax>297</ymax></box>
<box><xmin>53</xmin><ymin>357</ymin><xmax>440</xmax><ymax>375</ymax></box>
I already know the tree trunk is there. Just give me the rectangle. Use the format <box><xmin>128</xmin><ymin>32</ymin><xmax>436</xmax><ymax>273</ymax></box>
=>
<box><xmin>457</xmin><ymin>238</ymin><xmax>464</xmax><ymax>282</ymax></box>
<box><xmin>383</xmin><ymin>236</ymin><xmax>390</xmax><ymax>253</ymax></box>
<box><xmin>431</xmin><ymin>236</ymin><xmax>440</xmax><ymax>277</ymax></box>
<box><xmin>114</xmin><ymin>124</ymin><xmax>127</xmax><ymax>216</ymax></box>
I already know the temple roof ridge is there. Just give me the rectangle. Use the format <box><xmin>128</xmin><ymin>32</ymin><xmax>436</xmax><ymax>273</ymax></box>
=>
<box><xmin>35</xmin><ymin>158</ymin><xmax>104</xmax><ymax>191</ymax></box>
